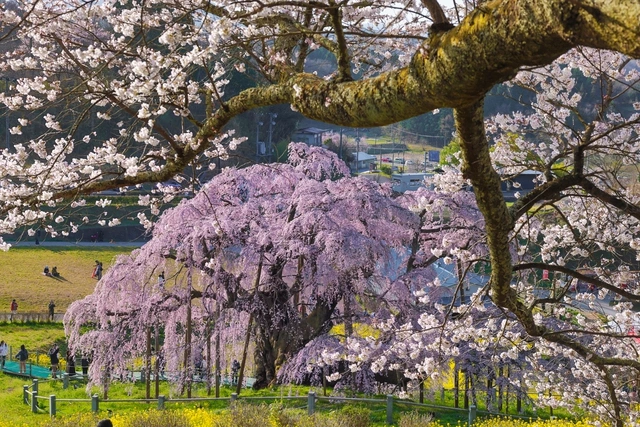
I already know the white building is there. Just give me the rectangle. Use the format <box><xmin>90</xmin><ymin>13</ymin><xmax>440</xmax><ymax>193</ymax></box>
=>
<box><xmin>391</xmin><ymin>173</ymin><xmax>433</xmax><ymax>193</ymax></box>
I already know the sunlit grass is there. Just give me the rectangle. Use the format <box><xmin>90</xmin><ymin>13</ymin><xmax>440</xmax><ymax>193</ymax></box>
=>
<box><xmin>0</xmin><ymin>246</ymin><xmax>133</xmax><ymax>312</ymax></box>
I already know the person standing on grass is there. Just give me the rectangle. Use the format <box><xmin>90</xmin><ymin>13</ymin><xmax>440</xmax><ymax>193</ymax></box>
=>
<box><xmin>158</xmin><ymin>271</ymin><xmax>165</xmax><ymax>289</ymax></box>
<box><xmin>10</xmin><ymin>299</ymin><xmax>17</xmax><ymax>321</ymax></box>
<box><xmin>16</xmin><ymin>344</ymin><xmax>28</xmax><ymax>374</ymax></box>
<box><xmin>48</xmin><ymin>300</ymin><xmax>55</xmax><ymax>321</ymax></box>
<box><xmin>231</xmin><ymin>359</ymin><xmax>240</xmax><ymax>385</ymax></box>
<box><xmin>66</xmin><ymin>349</ymin><xmax>76</xmax><ymax>376</ymax></box>
<box><xmin>93</xmin><ymin>260</ymin><xmax>103</xmax><ymax>280</ymax></box>
<box><xmin>48</xmin><ymin>343</ymin><xmax>60</xmax><ymax>378</ymax></box>
<box><xmin>0</xmin><ymin>340</ymin><xmax>7</xmax><ymax>369</ymax></box>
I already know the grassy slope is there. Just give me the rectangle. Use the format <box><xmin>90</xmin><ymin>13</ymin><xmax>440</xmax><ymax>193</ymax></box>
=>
<box><xmin>0</xmin><ymin>247</ymin><xmax>133</xmax><ymax>313</ymax></box>
<box><xmin>0</xmin><ymin>322</ymin><xmax>66</xmax><ymax>355</ymax></box>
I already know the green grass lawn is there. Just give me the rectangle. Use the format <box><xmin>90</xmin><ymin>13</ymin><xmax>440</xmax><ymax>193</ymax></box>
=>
<box><xmin>0</xmin><ymin>322</ymin><xmax>66</xmax><ymax>357</ymax></box>
<box><xmin>0</xmin><ymin>246</ymin><xmax>133</xmax><ymax>313</ymax></box>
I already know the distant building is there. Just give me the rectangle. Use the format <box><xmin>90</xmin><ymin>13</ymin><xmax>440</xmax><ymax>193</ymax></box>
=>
<box><xmin>500</xmin><ymin>170</ymin><xmax>541</xmax><ymax>202</ymax></box>
<box><xmin>391</xmin><ymin>173</ymin><xmax>433</xmax><ymax>193</ymax></box>
<box><xmin>352</xmin><ymin>152</ymin><xmax>377</xmax><ymax>172</ymax></box>
<box><xmin>291</xmin><ymin>127</ymin><xmax>329</xmax><ymax>146</ymax></box>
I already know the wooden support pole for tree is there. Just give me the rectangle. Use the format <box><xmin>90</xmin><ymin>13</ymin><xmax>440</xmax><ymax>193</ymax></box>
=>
<box><xmin>486</xmin><ymin>374</ymin><xmax>493</xmax><ymax>410</ymax></box>
<box><xmin>102</xmin><ymin>367</ymin><xmax>109</xmax><ymax>400</ymax></box>
<box><xmin>498</xmin><ymin>366</ymin><xmax>503</xmax><ymax>412</ymax></box>
<box><xmin>506</xmin><ymin>366</ymin><xmax>510</xmax><ymax>414</ymax></box>
<box><xmin>343</xmin><ymin>292</ymin><xmax>355</xmax><ymax>396</ymax></box>
<box><xmin>464</xmin><ymin>373</ymin><xmax>470</xmax><ymax>409</ymax></box>
<box><xmin>154</xmin><ymin>326</ymin><xmax>160</xmax><ymax>399</ymax></box>
<box><xmin>185</xmin><ymin>269</ymin><xmax>193</xmax><ymax>398</ymax></box>
<box><xmin>237</xmin><ymin>255</ymin><xmax>263</xmax><ymax>395</ymax></box>
<box><xmin>454</xmin><ymin>364</ymin><xmax>459</xmax><ymax>408</ymax></box>
<box><xmin>206</xmin><ymin>321</ymin><xmax>212</xmax><ymax>397</ymax></box>
<box><xmin>322</xmin><ymin>366</ymin><xmax>327</xmax><ymax>396</ymax></box>
<box><xmin>236</xmin><ymin>313</ymin><xmax>253</xmax><ymax>395</ymax></box>
<box><xmin>470</xmin><ymin>374</ymin><xmax>476</xmax><ymax>407</ymax></box>
<box><xmin>215</xmin><ymin>303</ymin><xmax>221</xmax><ymax>398</ymax></box>
<box><xmin>145</xmin><ymin>326</ymin><xmax>151</xmax><ymax>400</ymax></box>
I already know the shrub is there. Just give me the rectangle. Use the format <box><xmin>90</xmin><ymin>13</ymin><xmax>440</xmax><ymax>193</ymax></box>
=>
<box><xmin>328</xmin><ymin>405</ymin><xmax>371</xmax><ymax>427</ymax></box>
<box><xmin>40</xmin><ymin>413</ymin><xmax>102</xmax><ymax>427</ymax></box>
<box><xmin>398</xmin><ymin>410</ymin><xmax>436</xmax><ymax>427</ymax></box>
<box><xmin>270</xmin><ymin>406</ymin><xmax>319</xmax><ymax>427</ymax></box>
<box><xmin>214</xmin><ymin>402</ymin><xmax>272</xmax><ymax>427</ymax></box>
<box><xmin>473</xmin><ymin>418</ymin><xmax>593</xmax><ymax>427</ymax></box>
<box><xmin>117</xmin><ymin>409</ymin><xmax>190</xmax><ymax>427</ymax></box>
<box><xmin>271</xmin><ymin>404</ymin><xmax>371</xmax><ymax>427</ymax></box>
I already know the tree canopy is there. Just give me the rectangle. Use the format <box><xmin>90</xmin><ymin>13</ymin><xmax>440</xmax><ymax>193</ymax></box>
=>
<box><xmin>1</xmin><ymin>1</ymin><xmax>640</xmax><ymax>425</ymax></box>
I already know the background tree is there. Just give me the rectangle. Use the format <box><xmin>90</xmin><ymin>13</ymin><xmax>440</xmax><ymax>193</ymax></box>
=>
<box><xmin>65</xmin><ymin>144</ymin><xmax>425</xmax><ymax>390</ymax></box>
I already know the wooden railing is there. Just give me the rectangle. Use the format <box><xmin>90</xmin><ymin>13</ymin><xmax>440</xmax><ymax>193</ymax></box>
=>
<box><xmin>21</xmin><ymin>376</ymin><xmax>551</xmax><ymax>426</ymax></box>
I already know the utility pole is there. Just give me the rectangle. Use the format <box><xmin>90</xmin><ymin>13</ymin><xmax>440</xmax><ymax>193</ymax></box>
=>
<box><xmin>355</xmin><ymin>129</ymin><xmax>360</xmax><ymax>174</ymax></box>
<box><xmin>267</xmin><ymin>113</ymin><xmax>277</xmax><ymax>162</ymax></box>
<box><xmin>255</xmin><ymin>116</ymin><xmax>263</xmax><ymax>163</ymax></box>
<box><xmin>1</xmin><ymin>77</ymin><xmax>9</xmax><ymax>150</ymax></box>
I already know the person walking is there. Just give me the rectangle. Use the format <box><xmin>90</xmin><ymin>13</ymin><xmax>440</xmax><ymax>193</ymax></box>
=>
<box><xmin>10</xmin><ymin>299</ymin><xmax>17</xmax><ymax>321</ymax></box>
<box><xmin>48</xmin><ymin>300</ymin><xmax>55</xmax><ymax>321</ymax></box>
<box><xmin>48</xmin><ymin>343</ymin><xmax>60</xmax><ymax>378</ymax></box>
<box><xmin>16</xmin><ymin>344</ymin><xmax>28</xmax><ymax>374</ymax></box>
<box><xmin>0</xmin><ymin>340</ymin><xmax>8</xmax><ymax>369</ymax></box>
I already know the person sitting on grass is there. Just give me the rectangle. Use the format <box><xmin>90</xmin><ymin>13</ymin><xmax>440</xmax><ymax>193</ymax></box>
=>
<box><xmin>51</xmin><ymin>266</ymin><xmax>59</xmax><ymax>277</ymax></box>
<box><xmin>43</xmin><ymin>266</ymin><xmax>51</xmax><ymax>276</ymax></box>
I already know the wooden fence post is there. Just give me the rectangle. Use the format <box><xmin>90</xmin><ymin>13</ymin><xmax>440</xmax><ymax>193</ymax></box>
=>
<box><xmin>468</xmin><ymin>404</ymin><xmax>476</xmax><ymax>426</ymax></box>
<box><xmin>386</xmin><ymin>394</ymin><xmax>393</xmax><ymax>425</ymax></box>
<box><xmin>307</xmin><ymin>391</ymin><xmax>315</xmax><ymax>415</ymax></box>
<box><xmin>31</xmin><ymin>379</ymin><xmax>38</xmax><ymax>413</ymax></box>
<box><xmin>91</xmin><ymin>394</ymin><xmax>99</xmax><ymax>413</ymax></box>
<box><xmin>62</xmin><ymin>373</ymin><xmax>69</xmax><ymax>389</ymax></box>
<box><xmin>231</xmin><ymin>393</ymin><xmax>238</xmax><ymax>404</ymax></box>
<box><xmin>23</xmin><ymin>385</ymin><xmax>28</xmax><ymax>404</ymax></box>
<box><xmin>158</xmin><ymin>395</ymin><xmax>165</xmax><ymax>410</ymax></box>
<box><xmin>49</xmin><ymin>395</ymin><xmax>56</xmax><ymax>417</ymax></box>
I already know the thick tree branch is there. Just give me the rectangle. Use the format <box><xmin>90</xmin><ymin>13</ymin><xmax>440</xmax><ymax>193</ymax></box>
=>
<box><xmin>514</xmin><ymin>262</ymin><xmax>640</xmax><ymax>301</ymax></box>
<box><xmin>579</xmin><ymin>177</ymin><xmax>640</xmax><ymax>221</ymax></box>
<box><xmin>229</xmin><ymin>0</ymin><xmax>640</xmax><ymax>128</ymax></box>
